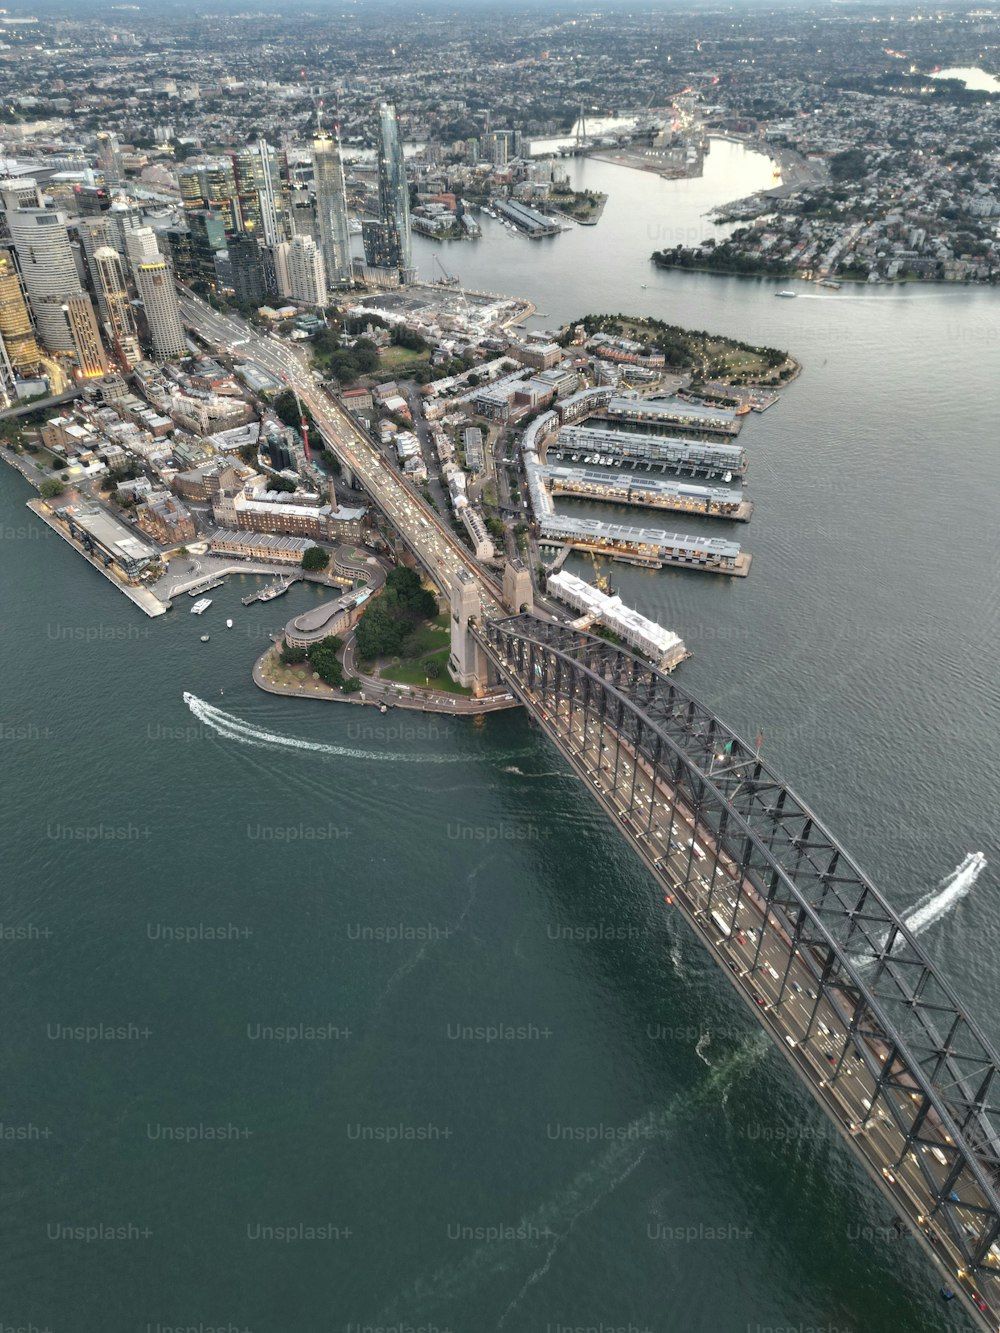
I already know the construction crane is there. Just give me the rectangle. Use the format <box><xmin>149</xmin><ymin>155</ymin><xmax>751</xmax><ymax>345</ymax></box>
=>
<box><xmin>433</xmin><ymin>255</ymin><xmax>459</xmax><ymax>287</ymax></box>
<box><xmin>589</xmin><ymin>549</ymin><xmax>613</xmax><ymax>594</ymax></box>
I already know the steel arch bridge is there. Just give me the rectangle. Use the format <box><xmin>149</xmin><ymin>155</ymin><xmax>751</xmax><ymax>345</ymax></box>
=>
<box><xmin>476</xmin><ymin>612</ymin><xmax>1000</xmax><ymax>1329</ymax></box>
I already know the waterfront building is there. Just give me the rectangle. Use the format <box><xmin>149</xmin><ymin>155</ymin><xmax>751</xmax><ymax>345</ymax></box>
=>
<box><xmin>7</xmin><ymin>207</ymin><xmax>81</xmax><ymax>354</ymax></box>
<box><xmin>374</xmin><ymin>102</ymin><xmax>412</xmax><ymax>282</ymax></box>
<box><xmin>311</xmin><ymin>130</ymin><xmax>351</xmax><ymax>288</ymax></box>
<box><xmin>546</xmin><ymin>569</ymin><xmax>687</xmax><ymax>670</ymax></box>
<box><xmin>91</xmin><ymin>246</ymin><xmax>141</xmax><ymax>367</ymax></box>
<box><xmin>274</xmin><ymin>234</ymin><xmax>327</xmax><ymax>308</ymax></box>
<box><xmin>0</xmin><ymin>251</ymin><xmax>41</xmax><ymax>373</ymax></box>
<box><xmin>64</xmin><ymin>292</ymin><xmax>108</xmax><ymax>378</ymax></box>
<box><xmin>134</xmin><ymin>259</ymin><xmax>186</xmax><ymax>361</ymax></box>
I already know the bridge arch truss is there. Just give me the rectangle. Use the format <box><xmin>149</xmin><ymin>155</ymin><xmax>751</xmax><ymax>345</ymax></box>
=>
<box><xmin>480</xmin><ymin>612</ymin><xmax>1000</xmax><ymax>1319</ymax></box>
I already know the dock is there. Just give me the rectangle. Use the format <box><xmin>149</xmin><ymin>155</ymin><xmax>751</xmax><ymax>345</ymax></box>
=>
<box><xmin>241</xmin><ymin>574</ymin><xmax>302</xmax><ymax>606</ymax></box>
<box><xmin>26</xmin><ymin>500</ymin><xmax>168</xmax><ymax>617</ymax></box>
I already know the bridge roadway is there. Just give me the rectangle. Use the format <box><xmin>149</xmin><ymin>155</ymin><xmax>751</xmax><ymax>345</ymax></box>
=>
<box><xmin>477</xmin><ymin>615</ymin><xmax>1000</xmax><ymax>1333</ymax></box>
<box><xmin>177</xmin><ymin>290</ymin><xmax>504</xmax><ymax>618</ymax></box>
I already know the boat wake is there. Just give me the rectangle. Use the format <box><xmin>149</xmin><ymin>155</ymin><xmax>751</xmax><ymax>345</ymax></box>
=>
<box><xmin>856</xmin><ymin>852</ymin><xmax>988</xmax><ymax>967</ymax></box>
<box><xmin>904</xmin><ymin>851</ymin><xmax>987</xmax><ymax>936</ymax></box>
<box><xmin>373</xmin><ymin>1035</ymin><xmax>769</xmax><ymax>1323</ymax></box>
<box><xmin>183</xmin><ymin>692</ymin><xmax>474</xmax><ymax>763</ymax></box>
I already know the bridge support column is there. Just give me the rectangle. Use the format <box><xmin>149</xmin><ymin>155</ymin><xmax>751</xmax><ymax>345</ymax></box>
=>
<box><xmin>502</xmin><ymin>558</ymin><xmax>533</xmax><ymax>615</ymax></box>
<box><xmin>448</xmin><ymin>567</ymin><xmax>488</xmax><ymax>693</ymax></box>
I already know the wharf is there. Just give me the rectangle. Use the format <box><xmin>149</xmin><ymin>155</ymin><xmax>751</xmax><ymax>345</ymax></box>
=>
<box><xmin>26</xmin><ymin>500</ymin><xmax>168</xmax><ymax>617</ymax></box>
<box><xmin>242</xmin><ymin>574</ymin><xmax>302</xmax><ymax>606</ymax></box>
<box><xmin>539</xmin><ymin>534</ymin><xmax>751</xmax><ymax>577</ymax></box>
<box><xmin>185</xmin><ymin>577</ymin><xmax>225</xmax><ymax>597</ymax></box>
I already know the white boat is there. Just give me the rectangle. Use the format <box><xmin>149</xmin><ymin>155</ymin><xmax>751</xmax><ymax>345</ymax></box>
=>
<box><xmin>775</xmin><ymin>290</ymin><xmax>797</xmax><ymax>299</ymax></box>
<box><xmin>200</xmin><ymin>634</ymin><xmax>210</xmax><ymax>642</ymax></box>
<box><xmin>226</xmin><ymin>618</ymin><xmax>233</xmax><ymax>628</ymax></box>
<box><xmin>191</xmin><ymin>598</ymin><xmax>212</xmax><ymax>615</ymax></box>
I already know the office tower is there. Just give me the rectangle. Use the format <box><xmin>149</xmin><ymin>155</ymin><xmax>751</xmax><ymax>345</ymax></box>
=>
<box><xmin>362</xmin><ymin>219</ymin><xmax>395</xmax><ymax>270</ymax></box>
<box><xmin>0</xmin><ymin>251</ymin><xmax>40</xmax><ymax>373</ymax></box>
<box><xmin>375</xmin><ymin>102</ymin><xmax>412</xmax><ymax>281</ymax></box>
<box><xmin>165</xmin><ymin>211</ymin><xmax>225</xmax><ymax>288</ymax></box>
<box><xmin>125</xmin><ymin>226</ymin><xmax>161</xmax><ymax>272</ymax></box>
<box><xmin>92</xmin><ymin>246</ymin><xmax>141</xmax><ymax>366</ymax></box>
<box><xmin>75</xmin><ymin>217</ymin><xmax>116</xmax><ymax>317</ymax></box>
<box><xmin>7</xmin><ymin>207</ymin><xmax>80</xmax><ymax>353</ymax></box>
<box><xmin>108</xmin><ymin>198</ymin><xmax>144</xmax><ymax>256</ymax></box>
<box><xmin>65</xmin><ymin>293</ymin><xmax>108</xmax><ymax>377</ymax></box>
<box><xmin>227</xmin><ymin>234</ymin><xmax>267</xmax><ymax>305</ymax></box>
<box><xmin>231</xmin><ymin>140</ymin><xmax>286</xmax><ymax>242</ymax></box>
<box><xmin>288</xmin><ymin>185</ymin><xmax>316</xmax><ymax>241</ymax></box>
<box><xmin>96</xmin><ymin>132</ymin><xmax>125</xmax><ymax>186</ymax></box>
<box><xmin>274</xmin><ymin>234</ymin><xmax>327</xmax><ymax>307</ymax></box>
<box><xmin>311</xmin><ymin>130</ymin><xmax>351</xmax><ymax>288</ymax></box>
<box><xmin>135</xmin><ymin>259</ymin><xmax>186</xmax><ymax>360</ymax></box>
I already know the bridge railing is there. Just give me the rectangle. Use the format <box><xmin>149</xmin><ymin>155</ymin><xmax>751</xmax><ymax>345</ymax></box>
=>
<box><xmin>479</xmin><ymin>613</ymin><xmax>1000</xmax><ymax>1290</ymax></box>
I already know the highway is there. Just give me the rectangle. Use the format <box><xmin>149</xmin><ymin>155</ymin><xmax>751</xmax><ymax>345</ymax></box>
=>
<box><xmin>480</xmin><ymin>625</ymin><xmax>1000</xmax><ymax>1333</ymax></box>
<box><xmin>177</xmin><ymin>290</ymin><xmax>504</xmax><ymax>620</ymax></box>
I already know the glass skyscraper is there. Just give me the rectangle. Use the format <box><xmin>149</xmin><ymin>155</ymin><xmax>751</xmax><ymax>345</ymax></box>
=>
<box><xmin>375</xmin><ymin>102</ymin><xmax>412</xmax><ymax>281</ymax></box>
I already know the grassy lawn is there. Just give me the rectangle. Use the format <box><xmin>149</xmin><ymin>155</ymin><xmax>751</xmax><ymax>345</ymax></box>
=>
<box><xmin>381</xmin><ymin>646</ymin><xmax>471</xmax><ymax>695</ymax></box>
<box><xmin>378</xmin><ymin>345</ymin><xmax>427</xmax><ymax>371</ymax></box>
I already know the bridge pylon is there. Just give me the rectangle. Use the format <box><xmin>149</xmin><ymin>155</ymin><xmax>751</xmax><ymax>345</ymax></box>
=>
<box><xmin>447</xmin><ymin>566</ymin><xmax>488</xmax><ymax>692</ymax></box>
<box><xmin>502</xmin><ymin>558</ymin><xmax>533</xmax><ymax>615</ymax></box>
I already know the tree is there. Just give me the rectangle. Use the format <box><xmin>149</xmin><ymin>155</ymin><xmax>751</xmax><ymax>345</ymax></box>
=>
<box><xmin>306</xmin><ymin>635</ymin><xmax>345</xmax><ymax>687</ymax></box>
<box><xmin>280</xmin><ymin>640</ymin><xmax>307</xmax><ymax>664</ymax></box>
<box><xmin>40</xmin><ymin>478</ymin><xmax>65</xmax><ymax>498</ymax></box>
<box><xmin>301</xmin><ymin>545</ymin><xmax>330</xmax><ymax>572</ymax></box>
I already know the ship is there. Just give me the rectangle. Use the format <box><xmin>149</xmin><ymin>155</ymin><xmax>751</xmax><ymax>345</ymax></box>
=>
<box><xmin>820</xmin><ymin>279</ymin><xmax>842</xmax><ymax>290</ymax></box>
<box><xmin>190</xmin><ymin>597</ymin><xmax>212</xmax><ymax>614</ymax></box>
<box><xmin>775</xmin><ymin>290</ymin><xmax>797</xmax><ymax>299</ymax></box>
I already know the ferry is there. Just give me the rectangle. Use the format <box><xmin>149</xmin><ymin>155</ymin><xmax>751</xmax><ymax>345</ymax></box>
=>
<box><xmin>775</xmin><ymin>290</ymin><xmax>797</xmax><ymax>299</ymax></box>
<box><xmin>190</xmin><ymin>597</ymin><xmax>212</xmax><ymax>615</ymax></box>
<box><xmin>820</xmin><ymin>279</ymin><xmax>842</xmax><ymax>290</ymax></box>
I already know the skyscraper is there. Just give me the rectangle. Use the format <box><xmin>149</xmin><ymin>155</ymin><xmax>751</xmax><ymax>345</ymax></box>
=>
<box><xmin>0</xmin><ymin>252</ymin><xmax>41</xmax><ymax>374</ymax></box>
<box><xmin>96</xmin><ymin>132</ymin><xmax>125</xmax><ymax>187</ymax></box>
<box><xmin>311</xmin><ymin>130</ymin><xmax>351</xmax><ymax>289</ymax></box>
<box><xmin>7</xmin><ymin>208</ymin><xmax>80</xmax><ymax>353</ymax></box>
<box><xmin>274</xmin><ymin>234</ymin><xmax>327</xmax><ymax>307</ymax></box>
<box><xmin>227</xmin><ymin>234</ymin><xmax>267</xmax><ymax>306</ymax></box>
<box><xmin>92</xmin><ymin>246</ymin><xmax>141</xmax><ymax>366</ymax></box>
<box><xmin>135</xmin><ymin>259</ymin><xmax>186</xmax><ymax>360</ymax></box>
<box><xmin>231</xmin><ymin>141</ymin><xmax>287</xmax><ymax>243</ymax></box>
<box><xmin>125</xmin><ymin>225</ymin><xmax>162</xmax><ymax>273</ymax></box>
<box><xmin>64</xmin><ymin>293</ymin><xmax>108</xmax><ymax>378</ymax></box>
<box><xmin>375</xmin><ymin>102</ymin><xmax>412</xmax><ymax>282</ymax></box>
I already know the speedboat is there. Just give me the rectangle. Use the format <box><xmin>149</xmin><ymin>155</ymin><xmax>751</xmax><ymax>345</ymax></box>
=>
<box><xmin>775</xmin><ymin>290</ymin><xmax>796</xmax><ymax>299</ymax></box>
<box><xmin>200</xmin><ymin>634</ymin><xmax>210</xmax><ymax>642</ymax></box>
<box><xmin>226</xmin><ymin>618</ymin><xmax>234</xmax><ymax>628</ymax></box>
